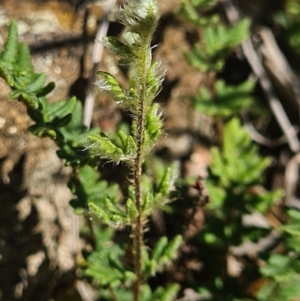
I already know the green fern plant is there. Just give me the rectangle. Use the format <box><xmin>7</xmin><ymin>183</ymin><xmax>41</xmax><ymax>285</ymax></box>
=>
<box><xmin>180</xmin><ymin>1</ymin><xmax>284</xmax><ymax>300</ymax></box>
<box><xmin>0</xmin><ymin>1</ymin><xmax>182</xmax><ymax>300</ymax></box>
<box><xmin>257</xmin><ymin>209</ymin><xmax>300</xmax><ymax>301</ymax></box>
<box><xmin>88</xmin><ymin>1</ymin><xmax>182</xmax><ymax>299</ymax></box>
<box><xmin>183</xmin><ymin>16</ymin><xmax>250</xmax><ymax>72</ymax></box>
<box><xmin>181</xmin><ymin>0</ymin><xmax>255</xmax><ymax>118</ymax></box>
<box><xmin>273</xmin><ymin>0</ymin><xmax>300</xmax><ymax>53</ymax></box>
<box><xmin>191</xmin><ymin>78</ymin><xmax>258</xmax><ymax>118</ymax></box>
<box><xmin>179</xmin><ymin>0</ymin><xmax>219</xmax><ymax>27</ymax></box>
<box><xmin>195</xmin><ymin>118</ymin><xmax>281</xmax><ymax>300</ymax></box>
<box><xmin>0</xmin><ymin>20</ymin><xmax>101</xmax><ymax>167</ymax></box>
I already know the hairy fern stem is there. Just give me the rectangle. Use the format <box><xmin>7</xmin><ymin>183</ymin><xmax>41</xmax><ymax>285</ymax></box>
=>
<box><xmin>1</xmin><ymin>5</ymin><xmax>184</xmax><ymax>299</ymax></box>
<box><xmin>133</xmin><ymin>118</ymin><xmax>143</xmax><ymax>301</ymax></box>
<box><xmin>133</xmin><ymin>44</ymin><xmax>149</xmax><ymax>301</ymax></box>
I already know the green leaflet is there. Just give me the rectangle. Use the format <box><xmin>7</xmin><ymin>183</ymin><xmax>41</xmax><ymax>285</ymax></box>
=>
<box><xmin>204</xmin><ymin>18</ymin><xmax>250</xmax><ymax>56</ymax></box>
<box><xmin>126</xmin><ymin>198</ymin><xmax>139</xmax><ymax>222</ymax></box>
<box><xmin>141</xmin><ymin>192</ymin><xmax>152</xmax><ymax>213</ymax></box>
<box><xmin>258</xmin><ymin>253</ymin><xmax>300</xmax><ymax>301</ymax></box>
<box><xmin>88</xmin><ymin>201</ymin><xmax>128</xmax><ymax>228</ymax></box>
<box><xmin>85</xmin><ymin>133</ymin><xmax>124</xmax><ymax>163</ymax></box>
<box><xmin>179</xmin><ymin>0</ymin><xmax>219</xmax><ymax>27</ymax></box>
<box><xmin>149</xmin><ymin>284</ymin><xmax>181</xmax><ymax>301</ymax></box>
<box><xmin>281</xmin><ymin>209</ymin><xmax>300</xmax><ymax>238</ymax></box>
<box><xmin>84</xmin><ymin>227</ymin><xmax>135</xmax><ymax>288</ymax></box>
<box><xmin>28</xmin><ymin>124</ymin><xmax>58</xmax><ymax>139</ymax></box>
<box><xmin>9</xmin><ymin>90</ymin><xmax>39</xmax><ymax>109</ymax></box>
<box><xmin>138</xmin><ymin>160</ymin><xmax>178</xmax><ymax>215</ymax></box>
<box><xmin>15</xmin><ymin>42</ymin><xmax>34</xmax><ymax>74</ymax></box>
<box><xmin>144</xmin><ymin>235</ymin><xmax>182</xmax><ymax>276</ymax></box>
<box><xmin>159</xmin><ymin>235</ymin><xmax>182</xmax><ymax>263</ymax></box>
<box><xmin>143</xmin><ymin>103</ymin><xmax>163</xmax><ymax>151</ymax></box>
<box><xmin>185</xmin><ymin>18</ymin><xmax>250</xmax><ymax>72</ymax></box>
<box><xmin>16</xmin><ymin>72</ymin><xmax>46</xmax><ymax>92</ymax></box>
<box><xmin>101</xmin><ymin>37</ymin><xmax>137</xmax><ymax>64</ymax></box>
<box><xmin>210</xmin><ymin>118</ymin><xmax>271</xmax><ymax>186</ymax></box>
<box><xmin>69</xmin><ymin>165</ymin><xmax>120</xmax><ymax>215</ymax></box>
<box><xmin>152</xmin><ymin>237</ymin><xmax>168</xmax><ymax>262</ymax></box>
<box><xmin>0</xmin><ymin>21</ymin><xmax>106</xmax><ymax>167</ymax></box>
<box><xmin>118</xmin><ymin>130</ymin><xmax>137</xmax><ymax>156</ymax></box>
<box><xmin>155</xmin><ymin>167</ymin><xmax>173</xmax><ymax>196</ymax></box>
<box><xmin>0</xmin><ymin>21</ymin><xmax>55</xmax><ymax>109</ymax></box>
<box><xmin>257</xmin><ymin>207</ymin><xmax>300</xmax><ymax>301</ymax></box>
<box><xmin>192</xmin><ymin>78</ymin><xmax>258</xmax><ymax>117</ymax></box>
<box><xmin>145</xmin><ymin>61</ymin><xmax>165</xmax><ymax>103</ymax></box>
<box><xmin>0</xmin><ymin>20</ymin><xmax>18</xmax><ymax>63</ymax></box>
<box><xmin>118</xmin><ymin>129</ymin><xmax>128</xmax><ymax>150</ymax></box>
<box><xmin>96</xmin><ymin>71</ymin><xmax>127</xmax><ymax>103</ymax></box>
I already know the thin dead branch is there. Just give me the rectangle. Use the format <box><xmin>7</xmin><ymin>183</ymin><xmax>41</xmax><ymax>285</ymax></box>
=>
<box><xmin>221</xmin><ymin>0</ymin><xmax>300</xmax><ymax>153</ymax></box>
<box><xmin>242</xmin><ymin>113</ymin><xmax>299</xmax><ymax>147</ymax></box>
<box><xmin>230</xmin><ymin>229</ymin><xmax>281</xmax><ymax>257</ymax></box>
<box><xmin>83</xmin><ymin>0</ymin><xmax>117</xmax><ymax>128</ymax></box>
<box><xmin>285</xmin><ymin>153</ymin><xmax>300</xmax><ymax>208</ymax></box>
<box><xmin>259</xmin><ymin>27</ymin><xmax>300</xmax><ymax>110</ymax></box>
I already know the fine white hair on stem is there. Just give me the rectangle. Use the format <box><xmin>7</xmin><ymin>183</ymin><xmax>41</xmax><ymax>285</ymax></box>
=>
<box><xmin>81</xmin><ymin>142</ymin><xmax>99</xmax><ymax>151</ymax></box>
<box><xmin>94</xmin><ymin>78</ymin><xmax>111</xmax><ymax>91</ymax></box>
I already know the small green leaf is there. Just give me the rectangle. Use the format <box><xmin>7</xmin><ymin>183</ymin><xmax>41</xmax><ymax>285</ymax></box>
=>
<box><xmin>260</xmin><ymin>254</ymin><xmax>293</xmax><ymax>279</ymax></box>
<box><xmin>28</xmin><ymin>124</ymin><xmax>57</xmax><ymax>139</ymax></box>
<box><xmin>184</xmin><ymin>44</ymin><xmax>210</xmax><ymax>72</ymax></box>
<box><xmin>85</xmin><ymin>133</ymin><xmax>124</xmax><ymax>163</ymax></box>
<box><xmin>36</xmin><ymin>81</ymin><xmax>55</xmax><ymax>97</ymax></box>
<box><xmin>118</xmin><ymin>130</ymin><xmax>128</xmax><ymax>150</ymax></box>
<box><xmin>126</xmin><ymin>198</ymin><xmax>138</xmax><ymax>221</ymax></box>
<box><xmin>192</xmin><ymin>78</ymin><xmax>257</xmax><ymax>117</ymax></box>
<box><xmin>162</xmin><ymin>235</ymin><xmax>182</xmax><ymax>260</ymax></box>
<box><xmin>287</xmin><ymin>209</ymin><xmax>300</xmax><ymax>222</ymax></box>
<box><xmin>152</xmin><ymin>237</ymin><xmax>168</xmax><ymax>262</ymax></box>
<box><xmin>281</xmin><ymin>224</ymin><xmax>300</xmax><ymax>236</ymax></box>
<box><xmin>151</xmin><ymin>235</ymin><xmax>182</xmax><ymax>272</ymax></box>
<box><xmin>150</xmin><ymin>284</ymin><xmax>180</xmax><ymax>301</ymax></box>
<box><xmin>0</xmin><ymin>20</ymin><xmax>18</xmax><ymax>63</ymax></box>
<box><xmin>210</xmin><ymin>118</ymin><xmax>271</xmax><ymax>185</ymax></box>
<box><xmin>69</xmin><ymin>166</ymin><xmax>120</xmax><ymax>214</ymax></box>
<box><xmin>9</xmin><ymin>90</ymin><xmax>39</xmax><ymax>109</ymax></box>
<box><xmin>142</xmin><ymin>192</ymin><xmax>152</xmax><ymax>213</ymax></box>
<box><xmin>101</xmin><ymin>36</ymin><xmax>137</xmax><ymax>64</ymax></box>
<box><xmin>156</xmin><ymin>167</ymin><xmax>173</xmax><ymax>195</ymax></box>
<box><xmin>179</xmin><ymin>0</ymin><xmax>219</xmax><ymax>27</ymax></box>
<box><xmin>145</xmin><ymin>61</ymin><xmax>164</xmax><ymax>102</ymax></box>
<box><xmin>96</xmin><ymin>71</ymin><xmax>126</xmax><ymax>103</ymax></box>
<box><xmin>143</xmin><ymin>103</ymin><xmax>162</xmax><ymax>150</ymax></box>
<box><xmin>125</xmin><ymin>135</ymin><xmax>137</xmax><ymax>156</ymax></box>
<box><xmin>16</xmin><ymin>43</ymin><xmax>34</xmax><ymax>74</ymax></box>
<box><xmin>88</xmin><ymin>202</ymin><xmax>127</xmax><ymax>228</ymax></box>
<box><xmin>117</xmin><ymin>130</ymin><xmax>137</xmax><ymax>156</ymax></box>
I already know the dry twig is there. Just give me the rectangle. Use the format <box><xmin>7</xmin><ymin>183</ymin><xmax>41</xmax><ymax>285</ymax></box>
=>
<box><xmin>221</xmin><ymin>0</ymin><xmax>300</xmax><ymax>153</ymax></box>
<box><xmin>285</xmin><ymin>153</ymin><xmax>300</xmax><ymax>208</ymax></box>
<box><xmin>83</xmin><ymin>0</ymin><xmax>117</xmax><ymax>128</ymax></box>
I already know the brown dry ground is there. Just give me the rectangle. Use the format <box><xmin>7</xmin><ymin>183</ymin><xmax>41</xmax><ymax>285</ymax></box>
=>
<box><xmin>0</xmin><ymin>1</ymin><xmax>214</xmax><ymax>300</ymax></box>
